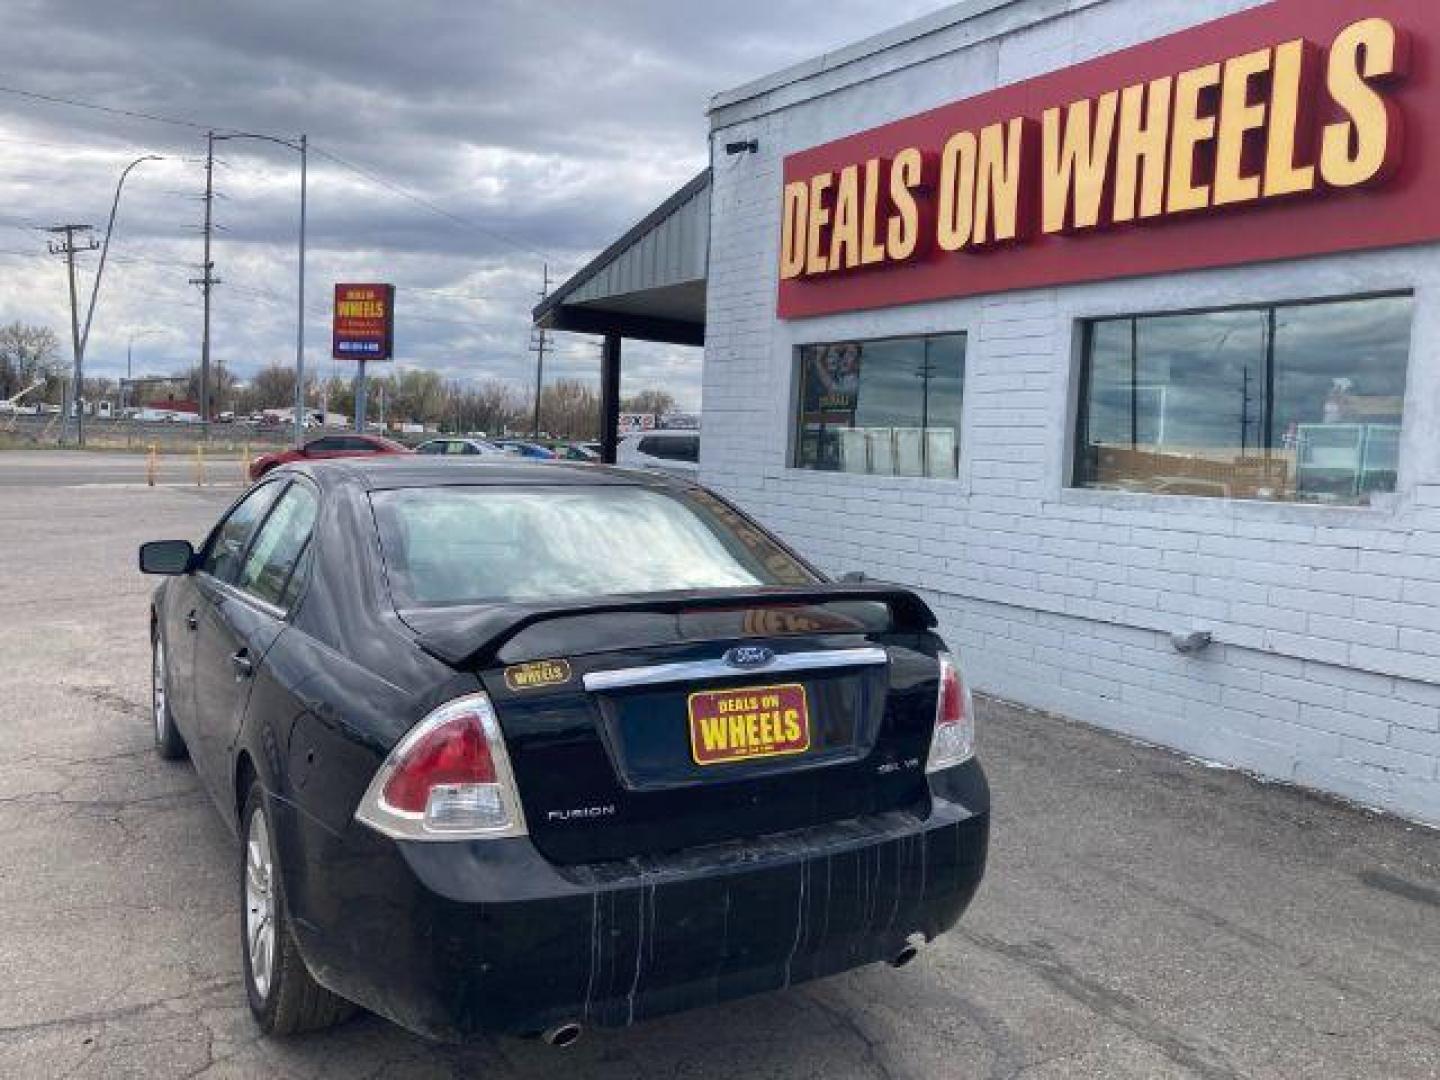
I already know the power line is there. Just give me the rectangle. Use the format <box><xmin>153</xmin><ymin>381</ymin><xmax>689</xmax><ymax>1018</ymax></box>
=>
<box><xmin>0</xmin><ymin>83</ymin><xmax>217</xmax><ymax>132</ymax></box>
<box><xmin>309</xmin><ymin>143</ymin><xmax>552</xmax><ymax>262</ymax></box>
<box><xmin>0</xmin><ymin>81</ymin><xmax>560</xmax><ymax>270</ymax></box>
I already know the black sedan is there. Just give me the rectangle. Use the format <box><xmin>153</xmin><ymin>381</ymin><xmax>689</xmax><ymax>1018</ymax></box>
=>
<box><xmin>140</xmin><ymin>457</ymin><xmax>989</xmax><ymax>1043</ymax></box>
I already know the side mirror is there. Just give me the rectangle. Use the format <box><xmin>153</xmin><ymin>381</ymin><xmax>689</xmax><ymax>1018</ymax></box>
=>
<box><xmin>839</xmin><ymin>571</ymin><xmax>867</xmax><ymax>583</ymax></box>
<box><xmin>139</xmin><ymin>540</ymin><xmax>196</xmax><ymax>576</ymax></box>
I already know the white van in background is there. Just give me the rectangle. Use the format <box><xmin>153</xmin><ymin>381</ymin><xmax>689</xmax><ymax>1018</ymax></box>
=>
<box><xmin>616</xmin><ymin>430</ymin><xmax>700</xmax><ymax>476</ymax></box>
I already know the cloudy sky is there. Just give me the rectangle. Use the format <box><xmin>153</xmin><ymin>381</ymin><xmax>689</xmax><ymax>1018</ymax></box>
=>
<box><xmin>0</xmin><ymin>0</ymin><xmax>939</xmax><ymax>410</ymax></box>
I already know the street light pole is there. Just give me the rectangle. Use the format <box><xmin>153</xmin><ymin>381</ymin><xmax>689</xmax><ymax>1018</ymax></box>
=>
<box><xmin>295</xmin><ymin>134</ymin><xmax>307</xmax><ymax>446</ymax></box>
<box><xmin>210</xmin><ymin>130</ymin><xmax>308</xmax><ymax>445</ymax></box>
<box><xmin>80</xmin><ymin>155</ymin><xmax>163</xmax><ymax>364</ymax></box>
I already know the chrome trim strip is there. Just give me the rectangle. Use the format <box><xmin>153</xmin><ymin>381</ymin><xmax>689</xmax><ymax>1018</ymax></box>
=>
<box><xmin>199</xmin><ymin>573</ymin><xmax>288</xmax><ymax>621</ymax></box>
<box><xmin>582</xmin><ymin>646</ymin><xmax>888</xmax><ymax>692</ymax></box>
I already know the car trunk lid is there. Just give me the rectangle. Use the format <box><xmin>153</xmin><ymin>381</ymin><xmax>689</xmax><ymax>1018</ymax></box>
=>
<box><xmin>400</xmin><ymin>589</ymin><xmax>942</xmax><ymax>864</ymax></box>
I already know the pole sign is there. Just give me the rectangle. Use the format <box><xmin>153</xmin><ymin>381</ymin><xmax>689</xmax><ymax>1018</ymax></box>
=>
<box><xmin>619</xmin><ymin>413</ymin><xmax>656</xmax><ymax>434</ymax></box>
<box><xmin>777</xmin><ymin>1</ymin><xmax>1439</xmax><ymax>319</ymax></box>
<box><xmin>332</xmin><ymin>283</ymin><xmax>395</xmax><ymax>360</ymax></box>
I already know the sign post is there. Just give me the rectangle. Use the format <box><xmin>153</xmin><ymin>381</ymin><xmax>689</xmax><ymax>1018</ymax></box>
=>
<box><xmin>332</xmin><ymin>283</ymin><xmax>395</xmax><ymax>432</ymax></box>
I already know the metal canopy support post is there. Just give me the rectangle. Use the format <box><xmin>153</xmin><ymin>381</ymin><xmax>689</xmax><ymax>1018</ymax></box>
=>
<box><xmin>600</xmin><ymin>332</ymin><xmax>621</xmax><ymax>464</ymax></box>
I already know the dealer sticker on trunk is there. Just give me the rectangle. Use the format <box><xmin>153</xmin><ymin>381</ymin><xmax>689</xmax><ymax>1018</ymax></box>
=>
<box><xmin>503</xmin><ymin>659</ymin><xmax>572</xmax><ymax>691</ymax></box>
<box><xmin>688</xmin><ymin>683</ymin><xmax>810</xmax><ymax>766</ymax></box>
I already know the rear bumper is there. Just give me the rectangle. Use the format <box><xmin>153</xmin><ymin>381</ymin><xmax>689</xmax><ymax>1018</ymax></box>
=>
<box><xmin>282</xmin><ymin>760</ymin><xmax>989</xmax><ymax>1041</ymax></box>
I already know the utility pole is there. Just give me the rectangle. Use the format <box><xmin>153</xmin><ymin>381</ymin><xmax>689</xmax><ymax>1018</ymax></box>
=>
<box><xmin>529</xmin><ymin>263</ymin><xmax>551</xmax><ymax>438</ymax></box>
<box><xmin>189</xmin><ymin>132</ymin><xmax>220</xmax><ymax>435</ymax></box>
<box><xmin>48</xmin><ymin>224</ymin><xmax>99</xmax><ymax>447</ymax></box>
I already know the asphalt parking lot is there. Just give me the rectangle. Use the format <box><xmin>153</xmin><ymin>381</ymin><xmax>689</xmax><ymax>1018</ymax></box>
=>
<box><xmin>2</xmin><ymin>450</ymin><xmax>1438</xmax><ymax>1079</ymax></box>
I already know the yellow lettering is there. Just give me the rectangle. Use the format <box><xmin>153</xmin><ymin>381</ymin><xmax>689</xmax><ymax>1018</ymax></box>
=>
<box><xmin>805</xmin><ymin>172</ymin><xmax>833</xmax><ymax>276</ymax></box>
<box><xmin>1213</xmin><ymin>47</ymin><xmax>1272</xmax><ymax>206</ymax></box>
<box><xmin>937</xmin><ymin>130</ymin><xmax>977</xmax><ymax>251</ymax></box>
<box><xmin>828</xmin><ymin>164</ymin><xmax>862</xmax><ymax>270</ymax></box>
<box><xmin>1042</xmin><ymin>92</ymin><xmax>1118</xmax><ymax>233</ymax></box>
<box><xmin>779</xmin><ymin>181</ymin><xmax>808</xmax><ymax>279</ymax></box>
<box><xmin>860</xmin><ymin>158</ymin><xmax>888</xmax><ymax>265</ymax></box>
<box><xmin>1265</xmin><ymin>40</ymin><xmax>1318</xmax><ymax>198</ymax></box>
<box><xmin>728</xmin><ymin>714</ymin><xmax>746</xmax><ymax>747</ymax></box>
<box><xmin>1113</xmin><ymin>77</ymin><xmax>1173</xmax><ymax>222</ymax></box>
<box><xmin>887</xmin><ymin>147</ymin><xmax>924</xmax><ymax>261</ymax></box>
<box><xmin>699</xmin><ymin>715</ymin><xmax>728</xmax><ymax>753</ymax></box>
<box><xmin>1321</xmin><ymin>17</ymin><xmax>1405</xmax><ymax>189</ymax></box>
<box><xmin>782</xmin><ymin>709</ymin><xmax>801</xmax><ymax>743</ymax></box>
<box><xmin>744</xmin><ymin>713</ymin><xmax>759</xmax><ymax>747</ymax></box>
<box><xmin>975</xmin><ymin>118</ymin><xmax>1027</xmax><ymax>244</ymax></box>
<box><xmin>1167</xmin><ymin>62</ymin><xmax>1222</xmax><ymax>213</ymax></box>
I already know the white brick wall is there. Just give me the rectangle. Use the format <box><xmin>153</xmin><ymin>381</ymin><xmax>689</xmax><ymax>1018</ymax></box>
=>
<box><xmin>702</xmin><ymin>0</ymin><xmax>1440</xmax><ymax>826</ymax></box>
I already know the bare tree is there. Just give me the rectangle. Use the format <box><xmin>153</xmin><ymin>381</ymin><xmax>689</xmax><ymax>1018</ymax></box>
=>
<box><xmin>541</xmin><ymin>379</ymin><xmax>600</xmax><ymax>439</ymax></box>
<box><xmin>0</xmin><ymin>322</ymin><xmax>61</xmax><ymax>401</ymax></box>
<box><xmin>246</xmin><ymin>363</ymin><xmax>300</xmax><ymax>410</ymax></box>
<box><xmin>621</xmin><ymin>388</ymin><xmax>677</xmax><ymax>418</ymax></box>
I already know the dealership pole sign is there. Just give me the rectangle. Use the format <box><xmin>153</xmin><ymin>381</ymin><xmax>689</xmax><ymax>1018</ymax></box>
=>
<box><xmin>777</xmin><ymin>1</ymin><xmax>1438</xmax><ymax>319</ymax></box>
<box><xmin>332</xmin><ymin>283</ymin><xmax>396</xmax><ymax>360</ymax></box>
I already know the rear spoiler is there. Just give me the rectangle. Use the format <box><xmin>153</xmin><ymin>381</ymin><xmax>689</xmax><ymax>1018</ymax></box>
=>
<box><xmin>403</xmin><ymin>583</ymin><xmax>938</xmax><ymax>668</ymax></box>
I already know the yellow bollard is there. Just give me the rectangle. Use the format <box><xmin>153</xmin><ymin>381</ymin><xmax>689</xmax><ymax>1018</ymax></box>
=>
<box><xmin>146</xmin><ymin>445</ymin><xmax>157</xmax><ymax>487</ymax></box>
<box><xmin>194</xmin><ymin>445</ymin><xmax>206</xmax><ymax>487</ymax></box>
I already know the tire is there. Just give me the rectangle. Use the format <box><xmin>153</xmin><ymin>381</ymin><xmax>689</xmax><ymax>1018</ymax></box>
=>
<box><xmin>151</xmin><ymin>632</ymin><xmax>188</xmax><ymax>761</ymax></box>
<box><xmin>240</xmin><ymin>782</ymin><xmax>356</xmax><ymax>1035</ymax></box>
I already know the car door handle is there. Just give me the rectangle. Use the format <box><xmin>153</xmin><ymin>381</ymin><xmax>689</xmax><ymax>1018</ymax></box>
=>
<box><xmin>230</xmin><ymin>650</ymin><xmax>253</xmax><ymax>680</ymax></box>
<box><xmin>185</xmin><ymin>611</ymin><xmax>198</xmax><ymax>632</ymax></box>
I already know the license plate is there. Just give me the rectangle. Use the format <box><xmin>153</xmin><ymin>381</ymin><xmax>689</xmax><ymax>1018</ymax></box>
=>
<box><xmin>688</xmin><ymin>683</ymin><xmax>810</xmax><ymax>766</ymax></box>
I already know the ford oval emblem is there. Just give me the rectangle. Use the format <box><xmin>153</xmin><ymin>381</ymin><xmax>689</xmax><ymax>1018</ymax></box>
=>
<box><xmin>724</xmin><ymin>645</ymin><xmax>775</xmax><ymax>669</ymax></box>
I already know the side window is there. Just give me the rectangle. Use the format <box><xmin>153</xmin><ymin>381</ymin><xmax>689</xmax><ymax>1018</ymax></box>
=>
<box><xmin>200</xmin><ymin>483</ymin><xmax>284</xmax><ymax>583</ymax></box>
<box><xmin>305</xmin><ymin>437</ymin><xmax>343</xmax><ymax>454</ymax></box>
<box><xmin>418</xmin><ymin>441</ymin><xmax>446</xmax><ymax>455</ymax></box>
<box><xmin>234</xmin><ymin>483</ymin><xmax>320</xmax><ymax>608</ymax></box>
<box><xmin>449</xmin><ymin>442</ymin><xmax>470</xmax><ymax>456</ymax></box>
<box><xmin>341</xmin><ymin>436</ymin><xmax>381</xmax><ymax>452</ymax></box>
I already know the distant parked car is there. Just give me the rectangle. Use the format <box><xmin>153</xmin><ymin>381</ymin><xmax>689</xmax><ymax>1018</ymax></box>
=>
<box><xmin>617</xmin><ymin>430</ymin><xmax>699</xmax><ymax>476</ymax></box>
<box><xmin>413</xmin><ymin>437</ymin><xmax>508</xmax><ymax>457</ymax></box>
<box><xmin>492</xmin><ymin>439</ymin><xmax>556</xmax><ymax>460</ymax></box>
<box><xmin>248</xmin><ymin>434</ymin><xmax>411</xmax><ymax>482</ymax></box>
<box><xmin>553</xmin><ymin>443</ymin><xmax>599</xmax><ymax>462</ymax></box>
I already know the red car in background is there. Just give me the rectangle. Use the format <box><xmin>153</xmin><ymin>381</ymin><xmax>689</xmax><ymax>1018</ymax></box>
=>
<box><xmin>248</xmin><ymin>433</ymin><xmax>411</xmax><ymax>481</ymax></box>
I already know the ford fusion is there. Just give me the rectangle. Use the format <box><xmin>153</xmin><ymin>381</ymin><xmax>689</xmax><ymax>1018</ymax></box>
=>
<box><xmin>140</xmin><ymin>458</ymin><xmax>989</xmax><ymax>1043</ymax></box>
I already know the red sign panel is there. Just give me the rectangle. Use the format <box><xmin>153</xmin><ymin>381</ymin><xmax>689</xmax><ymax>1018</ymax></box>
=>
<box><xmin>332</xmin><ymin>283</ymin><xmax>395</xmax><ymax>361</ymax></box>
<box><xmin>688</xmin><ymin>684</ymin><xmax>810</xmax><ymax>766</ymax></box>
<box><xmin>777</xmin><ymin>0</ymin><xmax>1439</xmax><ymax>319</ymax></box>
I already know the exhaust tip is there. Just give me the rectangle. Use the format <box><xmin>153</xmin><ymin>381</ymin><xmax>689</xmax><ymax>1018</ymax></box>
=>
<box><xmin>542</xmin><ymin>1022</ymin><xmax>583</xmax><ymax>1048</ymax></box>
<box><xmin>889</xmin><ymin>933</ymin><xmax>925</xmax><ymax>969</ymax></box>
<box><xmin>889</xmin><ymin>945</ymin><xmax>919</xmax><ymax>968</ymax></box>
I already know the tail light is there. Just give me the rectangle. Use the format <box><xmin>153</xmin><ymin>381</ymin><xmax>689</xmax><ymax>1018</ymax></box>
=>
<box><xmin>925</xmin><ymin>652</ymin><xmax>975</xmax><ymax>774</ymax></box>
<box><xmin>355</xmin><ymin>692</ymin><xmax>527</xmax><ymax>841</ymax></box>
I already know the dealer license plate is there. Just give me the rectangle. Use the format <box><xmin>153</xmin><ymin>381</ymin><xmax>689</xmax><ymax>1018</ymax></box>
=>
<box><xmin>688</xmin><ymin>683</ymin><xmax>811</xmax><ymax>766</ymax></box>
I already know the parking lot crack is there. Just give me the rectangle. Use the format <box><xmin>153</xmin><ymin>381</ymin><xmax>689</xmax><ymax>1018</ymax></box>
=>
<box><xmin>958</xmin><ymin>930</ymin><xmax>1244</xmax><ymax>1080</ymax></box>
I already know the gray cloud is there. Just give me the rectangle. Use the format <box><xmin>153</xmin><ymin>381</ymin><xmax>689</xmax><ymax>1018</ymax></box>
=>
<box><xmin>0</xmin><ymin>0</ymin><xmax>940</xmax><ymax>410</ymax></box>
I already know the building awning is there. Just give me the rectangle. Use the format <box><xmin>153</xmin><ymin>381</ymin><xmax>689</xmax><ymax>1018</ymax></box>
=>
<box><xmin>533</xmin><ymin>168</ymin><xmax>709</xmax><ymax>347</ymax></box>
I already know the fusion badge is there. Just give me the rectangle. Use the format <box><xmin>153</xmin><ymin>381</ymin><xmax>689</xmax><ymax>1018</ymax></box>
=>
<box><xmin>688</xmin><ymin>683</ymin><xmax>810</xmax><ymax>766</ymax></box>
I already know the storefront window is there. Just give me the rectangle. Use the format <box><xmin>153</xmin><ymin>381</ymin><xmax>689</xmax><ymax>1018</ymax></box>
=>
<box><xmin>1074</xmin><ymin>295</ymin><xmax>1412</xmax><ymax>505</ymax></box>
<box><xmin>793</xmin><ymin>333</ymin><xmax>966</xmax><ymax>478</ymax></box>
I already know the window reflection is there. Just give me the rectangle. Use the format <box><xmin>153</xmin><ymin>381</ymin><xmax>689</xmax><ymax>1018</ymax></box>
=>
<box><xmin>794</xmin><ymin>333</ymin><xmax>966</xmax><ymax>478</ymax></box>
<box><xmin>1075</xmin><ymin>295</ymin><xmax>1412</xmax><ymax>505</ymax></box>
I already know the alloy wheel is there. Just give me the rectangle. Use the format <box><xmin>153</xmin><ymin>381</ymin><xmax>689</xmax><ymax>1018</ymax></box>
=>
<box><xmin>245</xmin><ymin>807</ymin><xmax>277</xmax><ymax>1001</ymax></box>
<box><xmin>152</xmin><ymin>639</ymin><xmax>167</xmax><ymax>743</ymax></box>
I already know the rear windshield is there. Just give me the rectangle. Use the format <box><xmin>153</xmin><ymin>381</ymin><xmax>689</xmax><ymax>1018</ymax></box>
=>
<box><xmin>371</xmin><ymin>484</ymin><xmax>816</xmax><ymax>606</ymax></box>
